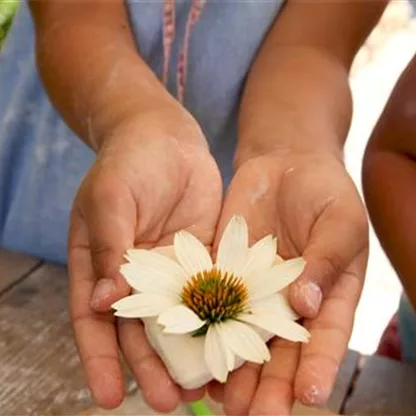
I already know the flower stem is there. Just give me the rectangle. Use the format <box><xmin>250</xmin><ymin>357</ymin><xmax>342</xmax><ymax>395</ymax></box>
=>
<box><xmin>188</xmin><ymin>399</ymin><xmax>214</xmax><ymax>416</ymax></box>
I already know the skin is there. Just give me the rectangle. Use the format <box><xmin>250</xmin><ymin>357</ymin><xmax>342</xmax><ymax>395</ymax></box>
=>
<box><xmin>363</xmin><ymin>55</ymin><xmax>416</xmax><ymax>310</ymax></box>
<box><xmin>210</xmin><ymin>2</ymin><xmax>385</xmax><ymax>414</ymax></box>
<box><xmin>29</xmin><ymin>1</ymin><xmax>386</xmax><ymax>414</ymax></box>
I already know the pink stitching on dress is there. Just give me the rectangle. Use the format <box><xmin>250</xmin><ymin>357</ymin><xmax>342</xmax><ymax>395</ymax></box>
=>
<box><xmin>177</xmin><ymin>0</ymin><xmax>206</xmax><ymax>103</ymax></box>
<box><xmin>162</xmin><ymin>0</ymin><xmax>206</xmax><ymax>103</ymax></box>
<box><xmin>162</xmin><ymin>0</ymin><xmax>175</xmax><ymax>85</ymax></box>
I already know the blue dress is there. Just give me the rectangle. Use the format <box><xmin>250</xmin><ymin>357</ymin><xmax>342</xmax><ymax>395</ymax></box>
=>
<box><xmin>0</xmin><ymin>1</ymin><xmax>284</xmax><ymax>263</ymax></box>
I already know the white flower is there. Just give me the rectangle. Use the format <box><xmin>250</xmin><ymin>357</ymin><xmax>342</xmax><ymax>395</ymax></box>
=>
<box><xmin>112</xmin><ymin>216</ymin><xmax>310</xmax><ymax>383</ymax></box>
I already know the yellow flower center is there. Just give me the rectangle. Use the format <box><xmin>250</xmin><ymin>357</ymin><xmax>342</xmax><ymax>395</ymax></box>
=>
<box><xmin>181</xmin><ymin>268</ymin><xmax>249</xmax><ymax>336</ymax></box>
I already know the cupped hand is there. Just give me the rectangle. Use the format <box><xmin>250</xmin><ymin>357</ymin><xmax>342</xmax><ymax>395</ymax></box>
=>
<box><xmin>208</xmin><ymin>150</ymin><xmax>368</xmax><ymax>415</ymax></box>
<box><xmin>68</xmin><ymin>110</ymin><xmax>222</xmax><ymax>411</ymax></box>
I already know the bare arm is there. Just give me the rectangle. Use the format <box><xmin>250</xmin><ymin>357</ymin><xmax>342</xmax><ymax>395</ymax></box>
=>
<box><xmin>236</xmin><ymin>0</ymin><xmax>387</xmax><ymax>165</ymax></box>
<box><xmin>363</xmin><ymin>55</ymin><xmax>416</xmax><ymax>309</ymax></box>
<box><xmin>214</xmin><ymin>4</ymin><xmax>388</xmax><ymax>414</ymax></box>
<box><xmin>29</xmin><ymin>1</ymin><xmax>181</xmax><ymax>151</ymax></box>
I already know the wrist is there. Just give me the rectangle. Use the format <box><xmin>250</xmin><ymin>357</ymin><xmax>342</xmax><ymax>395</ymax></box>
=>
<box><xmin>234</xmin><ymin>130</ymin><xmax>344</xmax><ymax>171</ymax></box>
<box><xmin>76</xmin><ymin>65</ymin><xmax>185</xmax><ymax>152</ymax></box>
<box><xmin>96</xmin><ymin>105</ymin><xmax>209</xmax><ymax>155</ymax></box>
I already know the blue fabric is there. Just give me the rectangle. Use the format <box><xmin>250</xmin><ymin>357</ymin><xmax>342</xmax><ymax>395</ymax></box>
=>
<box><xmin>0</xmin><ymin>5</ymin><xmax>95</xmax><ymax>263</ymax></box>
<box><xmin>398</xmin><ymin>293</ymin><xmax>416</xmax><ymax>362</ymax></box>
<box><xmin>0</xmin><ymin>1</ymin><xmax>284</xmax><ymax>263</ymax></box>
<box><xmin>126</xmin><ymin>0</ymin><xmax>284</xmax><ymax>184</ymax></box>
<box><xmin>411</xmin><ymin>0</ymin><xmax>416</xmax><ymax>17</ymax></box>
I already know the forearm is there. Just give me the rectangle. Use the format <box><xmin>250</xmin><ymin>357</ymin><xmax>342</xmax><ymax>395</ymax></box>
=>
<box><xmin>364</xmin><ymin>151</ymin><xmax>416</xmax><ymax>308</ymax></box>
<box><xmin>30</xmin><ymin>1</ymin><xmax>179</xmax><ymax>151</ymax></box>
<box><xmin>237</xmin><ymin>46</ymin><xmax>352</xmax><ymax>163</ymax></box>
<box><xmin>237</xmin><ymin>0</ymin><xmax>387</xmax><ymax>164</ymax></box>
<box><xmin>363</xmin><ymin>55</ymin><xmax>416</xmax><ymax>308</ymax></box>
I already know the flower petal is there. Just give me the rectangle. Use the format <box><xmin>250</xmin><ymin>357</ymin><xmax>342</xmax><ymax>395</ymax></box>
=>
<box><xmin>225</xmin><ymin>344</ymin><xmax>235</xmax><ymax>372</ymax></box>
<box><xmin>153</xmin><ymin>245</ymin><xmax>177</xmax><ymax>261</ymax></box>
<box><xmin>205</xmin><ymin>324</ymin><xmax>229</xmax><ymax>383</ymax></box>
<box><xmin>242</xmin><ymin>235</ymin><xmax>277</xmax><ymax>282</ymax></box>
<box><xmin>248</xmin><ymin>257</ymin><xmax>306</xmax><ymax>300</ymax></box>
<box><xmin>273</xmin><ymin>254</ymin><xmax>284</xmax><ymax>265</ymax></box>
<box><xmin>158</xmin><ymin>305</ymin><xmax>206</xmax><ymax>334</ymax></box>
<box><xmin>121</xmin><ymin>249</ymin><xmax>187</xmax><ymax>295</ymax></box>
<box><xmin>216</xmin><ymin>216</ymin><xmax>249</xmax><ymax>276</ymax></box>
<box><xmin>126</xmin><ymin>249</ymin><xmax>187</xmax><ymax>279</ymax></box>
<box><xmin>250</xmin><ymin>293</ymin><xmax>299</xmax><ymax>321</ymax></box>
<box><xmin>174</xmin><ymin>231</ymin><xmax>213</xmax><ymax>276</ymax></box>
<box><xmin>217</xmin><ymin>320</ymin><xmax>270</xmax><ymax>364</ymax></box>
<box><xmin>112</xmin><ymin>293</ymin><xmax>177</xmax><ymax>318</ymax></box>
<box><xmin>239</xmin><ymin>313</ymin><xmax>310</xmax><ymax>343</ymax></box>
<box><xmin>119</xmin><ymin>262</ymin><xmax>178</xmax><ymax>297</ymax></box>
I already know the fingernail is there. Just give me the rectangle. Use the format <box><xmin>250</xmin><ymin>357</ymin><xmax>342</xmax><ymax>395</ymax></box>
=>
<box><xmin>301</xmin><ymin>282</ymin><xmax>322</xmax><ymax>314</ymax></box>
<box><xmin>90</xmin><ymin>278</ymin><xmax>116</xmax><ymax>310</ymax></box>
<box><xmin>301</xmin><ymin>385</ymin><xmax>320</xmax><ymax>405</ymax></box>
<box><xmin>301</xmin><ymin>385</ymin><xmax>330</xmax><ymax>406</ymax></box>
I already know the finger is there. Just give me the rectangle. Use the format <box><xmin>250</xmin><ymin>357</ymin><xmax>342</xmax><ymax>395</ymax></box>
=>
<box><xmin>79</xmin><ymin>173</ymin><xmax>136</xmax><ymax>311</ymax></box>
<box><xmin>295</xmin><ymin>251</ymin><xmax>366</xmax><ymax>406</ymax></box>
<box><xmin>249</xmin><ymin>339</ymin><xmax>300</xmax><ymax>416</ymax></box>
<box><xmin>117</xmin><ymin>318</ymin><xmax>181</xmax><ymax>413</ymax></box>
<box><xmin>290</xmin><ymin>198</ymin><xmax>368</xmax><ymax>318</ymax></box>
<box><xmin>223</xmin><ymin>362</ymin><xmax>261</xmax><ymax>416</ymax></box>
<box><xmin>68</xmin><ymin>211</ymin><xmax>124</xmax><ymax>409</ymax></box>
<box><xmin>207</xmin><ymin>380</ymin><xmax>225</xmax><ymax>403</ymax></box>
<box><xmin>181</xmin><ymin>387</ymin><xmax>206</xmax><ymax>403</ymax></box>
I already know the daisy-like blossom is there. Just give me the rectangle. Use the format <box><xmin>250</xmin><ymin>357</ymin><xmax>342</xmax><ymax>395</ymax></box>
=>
<box><xmin>112</xmin><ymin>216</ymin><xmax>310</xmax><ymax>382</ymax></box>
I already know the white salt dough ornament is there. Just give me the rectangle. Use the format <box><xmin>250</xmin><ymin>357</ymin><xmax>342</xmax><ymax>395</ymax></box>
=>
<box><xmin>113</xmin><ymin>216</ymin><xmax>310</xmax><ymax>389</ymax></box>
<box><xmin>143</xmin><ymin>303</ymin><xmax>273</xmax><ymax>389</ymax></box>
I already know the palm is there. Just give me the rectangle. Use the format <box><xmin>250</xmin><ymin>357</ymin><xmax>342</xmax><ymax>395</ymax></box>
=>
<box><xmin>69</xmin><ymin>122</ymin><xmax>222</xmax><ymax>411</ymax></box>
<box><xmin>94</xmin><ymin>133</ymin><xmax>222</xmax><ymax>246</ymax></box>
<box><xmin>212</xmin><ymin>152</ymin><xmax>368</xmax><ymax>415</ymax></box>
<box><xmin>274</xmin><ymin>154</ymin><xmax>364</xmax><ymax>258</ymax></box>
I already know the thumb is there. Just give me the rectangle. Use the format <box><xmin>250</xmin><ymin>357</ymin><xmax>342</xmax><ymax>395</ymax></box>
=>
<box><xmin>80</xmin><ymin>175</ymin><xmax>136</xmax><ymax>312</ymax></box>
<box><xmin>290</xmin><ymin>204</ymin><xmax>368</xmax><ymax>318</ymax></box>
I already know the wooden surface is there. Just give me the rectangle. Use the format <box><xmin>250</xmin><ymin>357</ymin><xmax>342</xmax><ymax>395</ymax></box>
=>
<box><xmin>344</xmin><ymin>355</ymin><xmax>416</xmax><ymax>415</ymax></box>
<box><xmin>0</xmin><ymin>249</ymin><xmax>40</xmax><ymax>293</ymax></box>
<box><xmin>0</xmin><ymin>263</ymin><xmax>94</xmax><ymax>415</ymax></box>
<box><xmin>327</xmin><ymin>350</ymin><xmax>359</xmax><ymax>413</ymax></box>
<box><xmin>1</xmin><ymin>248</ymin><xmax>415</xmax><ymax>416</ymax></box>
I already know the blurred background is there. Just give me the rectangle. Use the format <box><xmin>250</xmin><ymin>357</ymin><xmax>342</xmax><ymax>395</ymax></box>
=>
<box><xmin>0</xmin><ymin>1</ymin><xmax>17</xmax><ymax>49</ymax></box>
<box><xmin>0</xmin><ymin>0</ymin><xmax>415</xmax><ymax>356</ymax></box>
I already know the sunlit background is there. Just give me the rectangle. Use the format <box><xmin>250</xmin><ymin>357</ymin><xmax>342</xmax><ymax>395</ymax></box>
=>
<box><xmin>347</xmin><ymin>1</ymin><xmax>415</xmax><ymax>354</ymax></box>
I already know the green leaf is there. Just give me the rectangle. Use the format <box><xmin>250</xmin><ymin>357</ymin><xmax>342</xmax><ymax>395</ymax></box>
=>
<box><xmin>0</xmin><ymin>0</ymin><xmax>19</xmax><ymax>46</ymax></box>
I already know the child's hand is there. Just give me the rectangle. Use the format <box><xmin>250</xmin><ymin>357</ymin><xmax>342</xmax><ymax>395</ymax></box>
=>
<box><xmin>209</xmin><ymin>150</ymin><xmax>368</xmax><ymax>415</ymax></box>
<box><xmin>68</xmin><ymin>110</ymin><xmax>222</xmax><ymax>411</ymax></box>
